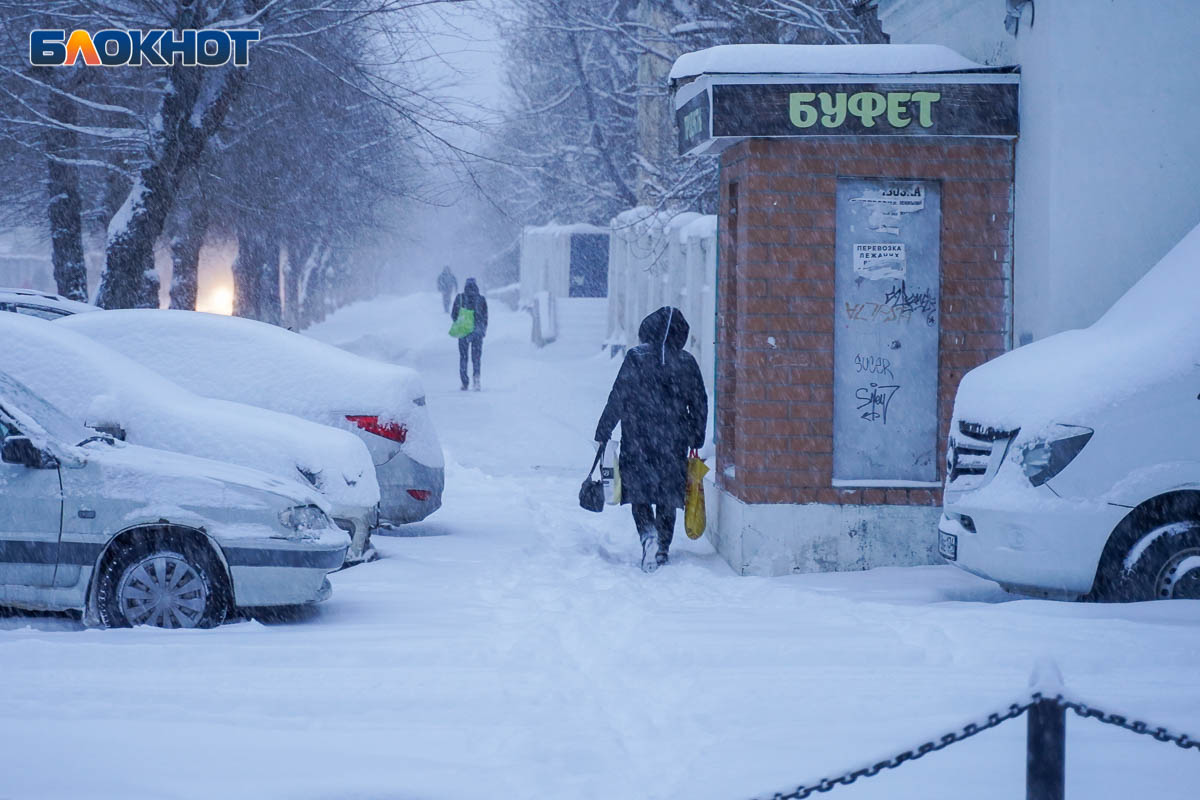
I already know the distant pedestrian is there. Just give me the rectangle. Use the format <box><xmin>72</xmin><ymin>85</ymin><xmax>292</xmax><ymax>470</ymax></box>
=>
<box><xmin>451</xmin><ymin>278</ymin><xmax>488</xmax><ymax>391</ymax></box>
<box><xmin>437</xmin><ymin>266</ymin><xmax>458</xmax><ymax>313</ymax></box>
<box><xmin>594</xmin><ymin>307</ymin><xmax>707</xmax><ymax>572</ymax></box>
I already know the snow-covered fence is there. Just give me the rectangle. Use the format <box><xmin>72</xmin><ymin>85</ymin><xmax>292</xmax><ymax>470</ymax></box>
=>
<box><xmin>607</xmin><ymin>208</ymin><xmax>717</xmax><ymax>440</ymax></box>
<box><xmin>753</xmin><ymin>663</ymin><xmax>1199</xmax><ymax>800</ymax></box>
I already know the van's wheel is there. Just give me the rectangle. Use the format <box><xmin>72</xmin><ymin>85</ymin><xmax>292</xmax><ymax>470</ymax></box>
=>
<box><xmin>97</xmin><ymin>535</ymin><xmax>228</xmax><ymax>628</ymax></box>
<box><xmin>1099</xmin><ymin>514</ymin><xmax>1200</xmax><ymax>602</ymax></box>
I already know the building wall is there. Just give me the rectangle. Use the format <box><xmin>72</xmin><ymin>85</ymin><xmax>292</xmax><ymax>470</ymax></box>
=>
<box><xmin>716</xmin><ymin>137</ymin><xmax>1013</xmax><ymax>512</ymax></box>
<box><xmin>877</xmin><ymin>0</ymin><xmax>1013</xmax><ymax>65</ymax></box>
<box><xmin>880</xmin><ymin>0</ymin><xmax>1200</xmax><ymax>342</ymax></box>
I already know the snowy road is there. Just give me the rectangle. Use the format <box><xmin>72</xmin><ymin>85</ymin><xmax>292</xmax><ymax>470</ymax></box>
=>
<box><xmin>2</xmin><ymin>294</ymin><xmax>1199</xmax><ymax>799</ymax></box>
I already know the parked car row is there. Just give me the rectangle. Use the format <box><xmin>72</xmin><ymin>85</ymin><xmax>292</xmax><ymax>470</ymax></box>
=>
<box><xmin>0</xmin><ymin>295</ymin><xmax>444</xmax><ymax>628</ymax></box>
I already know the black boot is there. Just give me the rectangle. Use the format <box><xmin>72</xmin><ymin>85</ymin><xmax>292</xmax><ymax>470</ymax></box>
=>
<box><xmin>640</xmin><ymin>535</ymin><xmax>660</xmax><ymax>573</ymax></box>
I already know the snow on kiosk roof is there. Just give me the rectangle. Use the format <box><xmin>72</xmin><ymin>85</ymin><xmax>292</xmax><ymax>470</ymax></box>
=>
<box><xmin>671</xmin><ymin>44</ymin><xmax>1019</xmax><ymax>156</ymax></box>
<box><xmin>669</xmin><ymin>44</ymin><xmax>998</xmax><ymax>82</ymax></box>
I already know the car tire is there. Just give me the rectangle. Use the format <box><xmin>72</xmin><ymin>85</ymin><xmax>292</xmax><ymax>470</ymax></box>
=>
<box><xmin>97</xmin><ymin>534</ymin><xmax>229</xmax><ymax>628</ymax></box>
<box><xmin>1095</xmin><ymin>504</ymin><xmax>1200</xmax><ymax>601</ymax></box>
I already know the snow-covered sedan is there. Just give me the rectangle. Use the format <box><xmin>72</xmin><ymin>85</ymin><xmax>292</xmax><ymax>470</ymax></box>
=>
<box><xmin>1</xmin><ymin>313</ymin><xmax>381</xmax><ymax>560</ymax></box>
<box><xmin>59</xmin><ymin>309</ymin><xmax>444</xmax><ymax>530</ymax></box>
<box><xmin>0</xmin><ymin>370</ymin><xmax>349</xmax><ymax>628</ymax></box>
<box><xmin>941</xmin><ymin>222</ymin><xmax>1200</xmax><ymax>601</ymax></box>
<box><xmin>0</xmin><ymin>287</ymin><xmax>99</xmax><ymax>319</ymax></box>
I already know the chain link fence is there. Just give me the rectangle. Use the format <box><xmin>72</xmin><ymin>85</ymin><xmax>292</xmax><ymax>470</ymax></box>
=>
<box><xmin>754</xmin><ymin>679</ymin><xmax>1199</xmax><ymax>800</ymax></box>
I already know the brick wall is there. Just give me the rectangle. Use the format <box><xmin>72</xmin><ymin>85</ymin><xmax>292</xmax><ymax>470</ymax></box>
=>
<box><xmin>716</xmin><ymin>137</ymin><xmax>1014</xmax><ymax>507</ymax></box>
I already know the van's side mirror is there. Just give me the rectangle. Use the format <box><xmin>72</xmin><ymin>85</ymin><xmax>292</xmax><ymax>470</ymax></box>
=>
<box><xmin>1</xmin><ymin>436</ymin><xmax>57</xmax><ymax>469</ymax></box>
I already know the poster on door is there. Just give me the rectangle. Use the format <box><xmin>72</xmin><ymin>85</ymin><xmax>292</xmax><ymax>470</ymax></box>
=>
<box><xmin>833</xmin><ymin>179</ymin><xmax>941</xmax><ymax>485</ymax></box>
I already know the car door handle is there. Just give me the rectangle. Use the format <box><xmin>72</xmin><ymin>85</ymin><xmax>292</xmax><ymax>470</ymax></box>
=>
<box><xmin>77</xmin><ymin>508</ymin><xmax>96</xmax><ymax>519</ymax></box>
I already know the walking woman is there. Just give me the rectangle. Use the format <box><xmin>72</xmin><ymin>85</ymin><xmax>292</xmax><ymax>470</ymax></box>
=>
<box><xmin>595</xmin><ymin>307</ymin><xmax>708</xmax><ymax>572</ymax></box>
<box><xmin>451</xmin><ymin>278</ymin><xmax>488</xmax><ymax>390</ymax></box>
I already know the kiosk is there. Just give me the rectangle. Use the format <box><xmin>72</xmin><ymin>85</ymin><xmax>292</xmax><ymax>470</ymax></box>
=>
<box><xmin>672</xmin><ymin>45</ymin><xmax>1019</xmax><ymax>575</ymax></box>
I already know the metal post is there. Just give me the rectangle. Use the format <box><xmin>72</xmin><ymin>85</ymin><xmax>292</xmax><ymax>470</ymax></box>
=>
<box><xmin>1027</xmin><ymin>697</ymin><xmax>1066</xmax><ymax>800</ymax></box>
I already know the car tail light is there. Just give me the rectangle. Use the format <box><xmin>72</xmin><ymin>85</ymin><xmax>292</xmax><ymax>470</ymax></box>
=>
<box><xmin>407</xmin><ymin>489</ymin><xmax>431</xmax><ymax>501</ymax></box>
<box><xmin>346</xmin><ymin>415</ymin><xmax>407</xmax><ymax>443</ymax></box>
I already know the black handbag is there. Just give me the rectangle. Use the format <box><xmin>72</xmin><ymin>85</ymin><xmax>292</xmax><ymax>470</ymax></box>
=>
<box><xmin>579</xmin><ymin>444</ymin><xmax>606</xmax><ymax>512</ymax></box>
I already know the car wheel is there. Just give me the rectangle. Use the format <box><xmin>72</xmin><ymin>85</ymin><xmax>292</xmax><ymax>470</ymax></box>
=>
<box><xmin>1106</xmin><ymin>518</ymin><xmax>1200</xmax><ymax>602</ymax></box>
<box><xmin>97</xmin><ymin>536</ymin><xmax>228</xmax><ymax>628</ymax></box>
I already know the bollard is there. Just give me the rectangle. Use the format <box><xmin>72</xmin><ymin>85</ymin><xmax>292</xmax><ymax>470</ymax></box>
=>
<box><xmin>1027</xmin><ymin>695</ymin><xmax>1066</xmax><ymax>800</ymax></box>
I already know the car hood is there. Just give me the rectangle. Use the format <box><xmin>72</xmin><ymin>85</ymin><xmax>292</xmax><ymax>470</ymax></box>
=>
<box><xmin>73</xmin><ymin>440</ymin><xmax>334</xmax><ymax>537</ymax></box>
<box><xmin>955</xmin><ymin>222</ymin><xmax>1200</xmax><ymax>435</ymax></box>
<box><xmin>952</xmin><ymin>325</ymin><xmax>1182</xmax><ymax>435</ymax></box>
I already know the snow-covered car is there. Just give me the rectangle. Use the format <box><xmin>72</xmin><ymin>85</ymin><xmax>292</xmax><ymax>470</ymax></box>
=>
<box><xmin>59</xmin><ymin>309</ymin><xmax>444</xmax><ymax>528</ymax></box>
<box><xmin>0</xmin><ymin>370</ymin><xmax>349</xmax><ymax>627</ymax></box>
<box><xmin>0</xmin><ymin>287</ymin><xmax>99</xmax><ymax>319</ymax></box>
<box><xmin>0</xmin><ymin>313</ymin><xmax>381</xmax><ymax>559</ymax></box>
<box><xmin>940</xmin><ymin>223</ymin><xmax>1200</xmax><ymax>601</ymax></box>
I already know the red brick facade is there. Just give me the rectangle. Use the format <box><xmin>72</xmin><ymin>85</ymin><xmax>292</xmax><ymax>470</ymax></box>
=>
<box><xmin>715</xmin><ymin>137</ymin><xmax>1014</xmax><ymax>507</ymax></box>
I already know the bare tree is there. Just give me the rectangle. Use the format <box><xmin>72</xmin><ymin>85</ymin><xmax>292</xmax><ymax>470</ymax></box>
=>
<box><xmin>0</xmin><ymin>0</ymin><xmax>472</xmax><ymax>312</ymax></box>
<box><xmin>488</xmin><ymin>0</ymin><xmax>885</xmax><ymax>231</ymax></box>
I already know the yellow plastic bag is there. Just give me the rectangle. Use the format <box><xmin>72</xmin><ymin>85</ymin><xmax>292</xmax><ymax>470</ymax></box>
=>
<box><xmin>685</xmin><ymin>450</ymin><xmax>709</xmax><ymax>540</ymax></box>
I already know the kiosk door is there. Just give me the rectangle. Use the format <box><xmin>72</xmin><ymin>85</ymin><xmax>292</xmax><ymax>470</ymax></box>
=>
<box><xmin>833</xmin><ymin>178</ymin><xmax>941</xmax><ymax>485</ymax></box>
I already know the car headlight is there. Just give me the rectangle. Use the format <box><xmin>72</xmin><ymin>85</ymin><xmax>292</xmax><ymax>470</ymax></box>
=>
<box><xmin>276</xmin><ymin>504</ymin><xmax>332</xmax><ymax>540</ymax></box>
<box><xmin>1018</xmin><ymin>426</ymin><xmax>1093</xmax><ymax>486</ymax></box>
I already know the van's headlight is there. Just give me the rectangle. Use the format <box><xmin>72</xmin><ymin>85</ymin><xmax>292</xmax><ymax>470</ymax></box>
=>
<box><xmin>1018</xmin><ymin>427</ymin><xmax>1093</xmax><ymax>486</ymax></box>
<box><xmin>277</xmin><ymin>504</ymin><xmax>331</xmax><ymax>540</ymax></box>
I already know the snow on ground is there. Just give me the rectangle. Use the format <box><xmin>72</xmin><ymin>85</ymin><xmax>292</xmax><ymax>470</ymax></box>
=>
<box><xmin>2</xmin><ymin>292</ymin><xmax>1199</xmax><ymax>799</ymax></box>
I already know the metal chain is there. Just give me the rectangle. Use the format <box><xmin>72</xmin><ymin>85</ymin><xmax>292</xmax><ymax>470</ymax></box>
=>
<box><xmin>753</xmin><ymin>691</ymin><xmax>1200</xmax><ymax>800</ymax></box>
<box><xmin>757</xmin><ymin>695</ymin><xmax>1039</xmax><ymax>800</ymax></box>
<box><xmin>1054</xmin><ymin>696</ymin><xmax>1200</xmax><ymax>752</ymax></box>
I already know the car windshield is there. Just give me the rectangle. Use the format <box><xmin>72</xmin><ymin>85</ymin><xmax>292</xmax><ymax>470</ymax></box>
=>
<box><xmin>14</xmin><ymin>303</ymin><xmax>69</xmax><ymax>320</ymax></box>
<box><xmin>0</xmin><ymin>370</ymin><xmax>91</xmax><ymax>447</ymax></box>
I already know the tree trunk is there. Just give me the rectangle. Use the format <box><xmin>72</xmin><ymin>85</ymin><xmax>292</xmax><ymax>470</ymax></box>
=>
<box><xmin>300</xmin><ymin>247</ymin><xmax>332</xmax><ymax>328</ymax></box>
<box><xmin>232</xmin><ymin>227</ymin><xmax>263</xmax><ymax>319</ymax></box>
<box><xmin>283</xmin><ymin>238</ymin><xmax>314</xmax><ymax>329</ymax></box>
<box><xmin>97</xmin><ymin>12</ymin><xmax>249</xmax><ymax>309</ymax></box>
<box><xmin>169</xmin><ymin>204</ymin><xmax>209</xmax><ymax>310</ymax></box>
<box><xmin>44</xmin><ymin>86</ymin><xmax>87</xmax><ymax>301</ymax></box>
<box><xmin>258</xmin><ymin>233</ymin><xmax>282</xmax><ymax>326</ymax></box>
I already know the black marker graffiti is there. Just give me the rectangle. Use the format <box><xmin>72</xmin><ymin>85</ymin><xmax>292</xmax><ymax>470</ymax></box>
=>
<box><xmin>883</xmin><ymin>281</ymin><xmax>937</xmax><ymax>326</ymax></box>
<box><xmin>856</xmin><ymin>383</ymin><xmax>900</xmax><ymax>424</ymax></box>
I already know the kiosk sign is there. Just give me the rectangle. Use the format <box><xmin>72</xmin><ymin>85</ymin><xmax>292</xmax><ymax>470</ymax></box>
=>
<box><xmin>676</xmin><ymin>74</ymin><xmax>1018</xmax><ymax>154</ymax></box>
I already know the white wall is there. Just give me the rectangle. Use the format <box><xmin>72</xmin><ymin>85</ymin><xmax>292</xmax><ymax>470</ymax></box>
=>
<box><xmin>877</xmin><ymin>0</ymin><xmax>1013</xmax><ymax>65</ymax></box>
<box><xmin>1012</xmin><ymin>0</ymin><xmax>1200</xmax><ymax>341</ymax></box>
<box><xmin>880</xmin><ymin>0</ymin><xmax>1200</xmax><ymax>343</ymax></box>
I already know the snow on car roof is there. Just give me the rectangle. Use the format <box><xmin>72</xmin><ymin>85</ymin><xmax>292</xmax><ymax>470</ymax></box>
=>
<box><xmin>58</xmin><ymin>309</ymin><xmax>442</xmax><ymax>470</ymax></box>
<box><xmin>0</xmin><ymin>287</ymin><xmax>58</xmax><ymax>300</ymax></box>
<box><xmin>954</xmin><ymin>222</ymin><xmax>1200</xmax><ymax>433</ymax></box>
<box><xmin>0</xmin><ymin>312</ymin><xmax>379</xmax><ymax>509</ymax></box>
<box><xmin>669</xmin><ymin>44</ymin><xmax>998</xmax><ymax>82</ymax></box>
<box><xmin>0</xmin><ymin>288</ymin><xmax>99</xmax><ymax>313</ymax></box>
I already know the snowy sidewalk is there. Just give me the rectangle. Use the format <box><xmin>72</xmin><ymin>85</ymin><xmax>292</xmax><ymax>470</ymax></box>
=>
<box><xmin>1</xmin><ymin>293</ymin><xmax>1198</xmax><ymax>799</ymax></box>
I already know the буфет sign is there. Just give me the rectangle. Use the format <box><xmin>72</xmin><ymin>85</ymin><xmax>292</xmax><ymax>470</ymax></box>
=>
<box><xmin>675</xmin><ymin>74</ymin><xmax>1018</xmax><ymax>155</ymax></box>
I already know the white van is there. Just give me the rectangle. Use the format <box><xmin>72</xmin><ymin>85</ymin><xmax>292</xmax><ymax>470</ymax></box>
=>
<box><xmin>940</xmin><ymin>223</ymin><xmax>1200</xmax><ymax>601</ymax></box>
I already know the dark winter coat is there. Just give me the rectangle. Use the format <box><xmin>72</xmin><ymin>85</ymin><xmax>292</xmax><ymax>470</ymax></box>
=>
<box><xmin>437</xmin><ymin>268</ymin><xmax>457</xmax><ymax>295</ymax></box>
<box><xmin>595</xmin><ymin>307</ymin><xmax>708</xmax><ymax>508</ymax></box>
<box><xmin>451</xmin><ymin>278</ymin><xmax>488</xmax><ymax>338</ymax></box>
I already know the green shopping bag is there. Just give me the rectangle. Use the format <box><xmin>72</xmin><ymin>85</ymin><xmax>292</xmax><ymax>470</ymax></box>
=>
<box><xmin>448</xmin><ymin>308</ymin><xmax>475</xmax><ymax>338</ymax></box>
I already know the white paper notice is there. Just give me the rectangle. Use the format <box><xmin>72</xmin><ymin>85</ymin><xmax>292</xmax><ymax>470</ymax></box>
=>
<box><xmin>853</xmin><ymin>243</ymin><xmax>907</xmax><ymax>280</ymax></box>
<box><xmin>850</xmin><ymin>183</ymin><xmax>925</xmax><ymax>235</ymax></box>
